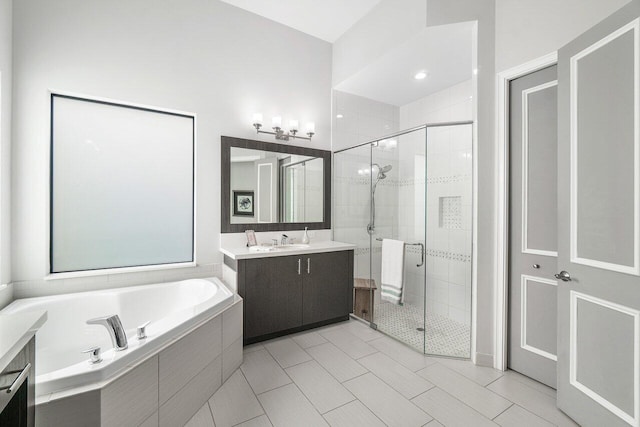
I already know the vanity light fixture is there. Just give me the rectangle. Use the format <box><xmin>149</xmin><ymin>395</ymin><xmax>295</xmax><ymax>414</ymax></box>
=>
<box><xmin>252</xmin><ymin>113</ymin><xmax>315</xmax><ymax>141</ymax></box>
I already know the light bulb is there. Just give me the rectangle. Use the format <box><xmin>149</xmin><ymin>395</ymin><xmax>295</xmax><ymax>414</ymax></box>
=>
<box><xmin>252</xmin><ymin>113</ymin><xmax>263</xmax><ymax>125</ymax></box>
<box><xmin>289</xmin><ymin>119</ymin><xmax>299</xmax><ymax>131</ymax></box>
<box><xmin>272</xmin><ymin>116</ymin><xmax>282</xmax><ymax>129</ymax></box>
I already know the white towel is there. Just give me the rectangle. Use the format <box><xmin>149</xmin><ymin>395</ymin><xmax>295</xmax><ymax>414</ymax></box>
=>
<box><xmin>380</xmin><ymin>239</ymin><xmax>405</xmax><ymax>305</ymax></box>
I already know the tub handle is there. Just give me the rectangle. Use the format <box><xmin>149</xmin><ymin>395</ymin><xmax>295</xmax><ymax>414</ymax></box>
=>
<box><xmin>137</xmin><ymin>321</ymin><xmax>151</xmax><ymax>340</ymax></box>
<box><xmin>81</xmin><ymin>347</ymin><xmax>102</xmax><ymax>364</ymax></box>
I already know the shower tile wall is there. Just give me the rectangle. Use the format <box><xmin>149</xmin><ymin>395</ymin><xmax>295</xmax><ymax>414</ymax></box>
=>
<box><xmin>399</xmin><ymin>79</ymin><xmax>473</xmax><ymax>327</ymax></box>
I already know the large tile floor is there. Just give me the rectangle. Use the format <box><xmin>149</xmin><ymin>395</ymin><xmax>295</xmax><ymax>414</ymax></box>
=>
<box><xmin>185</xmin><ymin>319</ymin><xmax>578</xmax><ymax>427</ymax></box>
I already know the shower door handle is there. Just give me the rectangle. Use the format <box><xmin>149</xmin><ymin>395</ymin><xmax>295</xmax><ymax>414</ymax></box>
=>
<box><xmin>416</xmin><ymin>243</ymin><xmax>424</xmax><ymax>267</ymax></box>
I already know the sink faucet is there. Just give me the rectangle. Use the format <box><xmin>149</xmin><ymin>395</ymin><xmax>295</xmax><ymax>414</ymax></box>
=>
<box><xmin>87</xmin><ymin>315</ymin><xmax>128</xmax><ymax>351</ymax></box>
<box><xmin>281</xmin><ymin>234</ymin><xmax>289</xmax><ymax>245</ymax></box>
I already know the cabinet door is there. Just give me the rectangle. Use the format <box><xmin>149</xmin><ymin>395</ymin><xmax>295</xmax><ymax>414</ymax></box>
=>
<box><xmin>243</xmin><ymin>255</ymin><xmax>303</xmax><ymax>339</ymax></box>
<box><xmin>303</xmin><ymin>251</ymin><xmax>352</xmax><ymax>325</ymax></box>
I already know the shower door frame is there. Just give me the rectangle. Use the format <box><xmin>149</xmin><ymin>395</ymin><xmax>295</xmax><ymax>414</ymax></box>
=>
<box><xmin>334</xmin><ymin>120</ymin><xmax>475</xmax><ymax>358</ymax></box>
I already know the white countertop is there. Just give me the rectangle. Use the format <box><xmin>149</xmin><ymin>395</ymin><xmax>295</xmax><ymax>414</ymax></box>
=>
<box><xmin>221</xmin><ymin>240</ymin><xmax>356</xmax><ymax>260</ymax></box>
<box><xmin>0</xmin><ymin>310</ymin><xmax>47</xmax><ymax>372</ymax></box>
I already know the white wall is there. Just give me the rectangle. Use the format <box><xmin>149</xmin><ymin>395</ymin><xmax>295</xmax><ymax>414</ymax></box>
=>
<box><xmin>495</xmin><ymin>0</ymin><xmax>631</xmax><ymax>72</ymax></box>
<box><xmin>11</xmin><ymin>0</ymin><xmax>332</xmax><ymax>297</ymax></box>
<box><xmin>0</xmin><ymin>0</ymin><xmax>12</xmax><ymax>307</ymax></box>
<box><xmin>332</xmin><ymin>0</ymin><xmax>427</xmax><ymax>86</ymax></box>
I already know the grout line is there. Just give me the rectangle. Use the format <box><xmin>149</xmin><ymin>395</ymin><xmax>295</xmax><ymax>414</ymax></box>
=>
<box><xmin>237</xmin><ymin>369</ymin><xmax>273</xmax><ymax>427</ymax></box>
<box><xmin>206</xmin><ymin>400</ymin><xmax>216</xmax><ymax>426</ymax></box>
<box><xmin>484</xmin><ymin>375</ymin><xmax>504</xmax><ymax>388</ymax></box>
<box><xmin>491</xmin><ymin>402</ymin><xmax>514</xmax><ymax>420</ymax></box>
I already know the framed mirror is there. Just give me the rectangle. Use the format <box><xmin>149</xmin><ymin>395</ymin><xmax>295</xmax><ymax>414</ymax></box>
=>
<box><xmin>221</xmin><ymin>136</ymin><xmax>331</xmax><ymax>233</ymax></box>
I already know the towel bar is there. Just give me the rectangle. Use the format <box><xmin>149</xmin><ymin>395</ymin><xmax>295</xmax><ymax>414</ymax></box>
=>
<box><xmin>375</xmin><ymin>238</ymin><xmax>424</xmax><ymax>267</ymax></box>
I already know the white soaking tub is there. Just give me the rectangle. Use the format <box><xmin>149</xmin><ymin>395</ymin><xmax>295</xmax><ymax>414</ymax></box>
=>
<box><xmin>1</xmin><ymin>277</ymin><xmax>234</xmax><ymax>396</ymax></box>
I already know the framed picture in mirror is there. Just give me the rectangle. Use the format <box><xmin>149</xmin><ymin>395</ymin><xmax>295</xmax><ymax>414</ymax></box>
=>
<box><xmin>233</xmin><ymin>190</ymin><xmax>254</xmax><ymax>216</ymax></box>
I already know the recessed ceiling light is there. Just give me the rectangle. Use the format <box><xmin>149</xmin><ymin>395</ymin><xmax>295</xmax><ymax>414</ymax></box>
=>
<box><xmin>336</xmin><ymin>114</ymin><xmax>343</xmax><ymax>119</ymax></box>
<box><xmin>414</xmin><ymin>71</ymin><xmax>427</xmax><ymax>80</ymax></box>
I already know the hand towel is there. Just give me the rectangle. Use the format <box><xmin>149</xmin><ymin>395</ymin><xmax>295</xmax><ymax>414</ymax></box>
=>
<box><xmin>380</xmin><ymin>238</ymin><xmax>405</xmax><ymax>305</ymax></box>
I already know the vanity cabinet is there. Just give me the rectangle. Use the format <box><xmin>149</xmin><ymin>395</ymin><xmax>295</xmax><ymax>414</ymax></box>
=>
<box><xmin>237</xmin><ymin>250</ymin><xmax>353</xmax><ymax>343</ymax></box>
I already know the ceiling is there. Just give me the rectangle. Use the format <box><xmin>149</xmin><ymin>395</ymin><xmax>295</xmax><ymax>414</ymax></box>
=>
<box><xmin>334</xmin><ymin>22</ymin><xmax>474</xmax><ymax>106</ymax></box>
<box><xmin>219</xmin><ymin>0</ymin><xmax>382</xmax><ymax>42</ymax></box>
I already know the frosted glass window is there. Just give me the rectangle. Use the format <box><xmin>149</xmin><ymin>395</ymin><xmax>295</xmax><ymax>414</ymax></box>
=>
<box><xmin>50</xmin><ymin>94</ymin><xmax>194</xmax><ymax>273</ymax></box>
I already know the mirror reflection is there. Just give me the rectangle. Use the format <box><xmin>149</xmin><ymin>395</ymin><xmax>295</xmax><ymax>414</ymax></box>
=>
<box><xmin>230</xmin><ymin>147</ymin><xmax>324</xmax><ymax>224</ymax></box>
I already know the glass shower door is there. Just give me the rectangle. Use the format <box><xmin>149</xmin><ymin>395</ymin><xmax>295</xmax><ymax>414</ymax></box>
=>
<box><xmin>370</xmin><ymin>128</ymin><xmax>427</xmax><ymax>353</ymax></box>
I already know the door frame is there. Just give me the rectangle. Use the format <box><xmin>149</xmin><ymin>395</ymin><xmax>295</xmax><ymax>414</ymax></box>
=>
<box><xmin>494</xmin><ymin>52</ymin><xmax>558</xmax><ymax>371</ymax></box>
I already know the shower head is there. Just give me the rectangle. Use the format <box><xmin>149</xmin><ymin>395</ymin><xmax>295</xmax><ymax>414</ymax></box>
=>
<box><xmin>372</xmin><ymin>163</ymin><xmax>392</xmax><ymax>180</ymax></box>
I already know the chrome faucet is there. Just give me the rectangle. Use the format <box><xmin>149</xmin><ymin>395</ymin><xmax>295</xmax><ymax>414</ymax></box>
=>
<box><xmin>281</xmin><ymin>234</ymin><xmax>289</xmax><ymax>245</ymax></box>
<box><xmin>86</xmin><ymin>315</ymin><xmax>128</xmax><ymax>351</ymax></box>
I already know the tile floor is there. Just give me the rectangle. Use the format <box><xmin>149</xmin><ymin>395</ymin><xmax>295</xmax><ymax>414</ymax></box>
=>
<box><xmin>185</xmin><ymin>319</ymin><xmax>578</xmax><ymax>427</ymax></box>
<box><xmin>375</xmin><ymin>302</ymin><xmax>470</xmax><ymax>358</ymax></box>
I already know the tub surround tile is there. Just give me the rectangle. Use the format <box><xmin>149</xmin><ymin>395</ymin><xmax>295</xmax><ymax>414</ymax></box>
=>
<box><xmin>241</xmin><ymin>349</ymin><xmax>292</xmax><ymax>394</ymax></box>
<box><xmin>322</xmin><ymin>400</ymin><xmax>386</xmax><ymax>427</ymax></box>
<box><xmin>343</xmin><ymin>373</ymin><xmax>433</xmax><ymax>426</ymax></box>
<box><xmin>264</xmin><ymin>338</ymin><xmax>313</xmax><ymax>368</ymax></box>
<box><xmin>417</xmin><ymin>364</ymin><xmax>511</xmax><ymax>420</ymax></box>
<box><xmin>306</xmin><ymin>342</ymin><xmax>368</xmax><ymax>382</ymax></box>
<box><xmin>159</xmin><ymin>355</ymin><xmax>222</xmax><ymax>427</ymax></box>
<box><xmin>139</xmin><ymin>411</ymin><xmax>159</xmax><ymax>427</ymax></box>
<box><xmin>223</xmin><ymin>300</ymin><xmax>243</xmax><ymax>348</ymax></box>
<box><xmin>222</xmin><ymin>336</ymin><xmax>243</xmax><ymax>382</ymax></box>
<box><xmin>35</xmin><ymin>389</ymin><xmax>101</xmax><ymax>427</ymax></box>
<box><xmin>209</xmin><ymin>369</ymin><xmax>264</xmax><ymax>427</ymax></box>
<box><xmin>411</xmin><ymin>387</ymin><xmax>498</xmax><ymax>427</ymax></box>
<box><xmin>159</xmin><ymin>315</ymin><xmax>222</xmax><ymax>404</ymax></box>
<box><xmin>184</xmin><ymin>403</ymin><xmax>215</xmax><ymax>427</ymax></box>
<box><xmin>101</xmin><ymin>355</ymin><xmax>159</xmax><ymax>427</ymax></box>
<box><xmin>258</xmin><ymin>383</ymin><xmax>329</xmax><ymax>427</ymax></box>
<box><xmin>285</xmin><ymin>360</ymin><xmax>355</xmax><ymax>414</ymax></box>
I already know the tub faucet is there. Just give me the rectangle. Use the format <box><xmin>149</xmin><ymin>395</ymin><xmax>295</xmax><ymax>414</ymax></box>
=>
<box><xmin>87</xmin><ymin>315</ymin><xmax>128</xmax><ymax>351</ymax></box>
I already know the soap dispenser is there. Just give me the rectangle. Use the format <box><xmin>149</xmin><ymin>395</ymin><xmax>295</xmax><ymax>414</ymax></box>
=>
<box><xmin>302</xmin><ymin>227</ymin><xmax>310</xmax><ymax>244</ymax></box>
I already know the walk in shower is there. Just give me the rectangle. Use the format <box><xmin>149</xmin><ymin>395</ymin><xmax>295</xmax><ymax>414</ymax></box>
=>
<box><xmin>334</xmin><ymin>122</ymin><xmax>473</xmax><ymax>358</ymax></box>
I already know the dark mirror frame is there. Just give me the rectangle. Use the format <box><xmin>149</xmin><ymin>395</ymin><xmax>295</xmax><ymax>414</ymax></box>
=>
<box><xmin>221</xmin><ymin>136</ymin><xmax>331</xmax><ymax>233</ymax></box>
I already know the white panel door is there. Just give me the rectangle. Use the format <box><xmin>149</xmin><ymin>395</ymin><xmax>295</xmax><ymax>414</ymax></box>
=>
<box><xmin>558</xmin><ymin>2</ymin><xmax>640</xmax><ymax>426</ymax></box>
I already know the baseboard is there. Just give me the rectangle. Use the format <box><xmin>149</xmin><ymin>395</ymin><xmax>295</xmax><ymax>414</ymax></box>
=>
<box><xmin>475</xmin><ymin>352</ymin><xmax>494</xmax><ymax>367</ymax></box>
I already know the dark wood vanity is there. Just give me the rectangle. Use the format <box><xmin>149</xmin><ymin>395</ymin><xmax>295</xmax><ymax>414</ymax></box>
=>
<box><xmin>224</xmin><ymin>249</ymin><xmax>354</xmax><ymax>344</ymax></box>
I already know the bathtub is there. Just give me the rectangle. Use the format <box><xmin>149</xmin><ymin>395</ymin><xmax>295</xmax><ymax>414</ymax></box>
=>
<box><xmin>1</xmin><ymin>277</ymin><xmax>234</xmax><ymax>397</ymax></box>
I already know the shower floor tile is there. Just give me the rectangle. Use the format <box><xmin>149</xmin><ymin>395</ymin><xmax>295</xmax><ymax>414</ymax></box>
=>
<box><xmin>374</xmin><ymin>302</ymin><xmax>470</xmax><ymax>358</ymax></box>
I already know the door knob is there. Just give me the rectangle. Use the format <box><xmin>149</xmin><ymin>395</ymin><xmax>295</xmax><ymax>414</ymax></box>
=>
<box><xmin>555</xmin><ymin>271</ymin><xmax>572</xmax><ymax>282</ymax></box>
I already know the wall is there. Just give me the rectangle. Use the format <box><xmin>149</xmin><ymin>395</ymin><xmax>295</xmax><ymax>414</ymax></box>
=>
<box><xmin>11</xmin><ymin>0</ymin><xmax>332</xmax><ymax>297</ymax></box>
<box><xmin>0</xmin><ymin>0</ymin><xmax>12</xmax><ymax>307</ymax></box>
<box><xmin>495</xmin><ymin>0</ymin><xmax>631</xmax><ymax>72</ymax></box>
<box><xmin>332</xmin><ymin>0</ymin><xmax>427</xmax><ymax>86</ymax></box>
